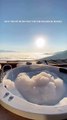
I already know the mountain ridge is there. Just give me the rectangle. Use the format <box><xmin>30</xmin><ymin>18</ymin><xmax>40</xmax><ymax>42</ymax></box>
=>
<box><xmin>42</xmin><ymin>50</ymin><xmax>67</xmax><ymax>60</ymax></box>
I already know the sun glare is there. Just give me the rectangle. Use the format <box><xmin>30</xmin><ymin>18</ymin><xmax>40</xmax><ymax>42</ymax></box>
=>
<box><xmin>35</xmin><ymin>37</ymin><xmax>46</xmax><ymax>48</ymax></box>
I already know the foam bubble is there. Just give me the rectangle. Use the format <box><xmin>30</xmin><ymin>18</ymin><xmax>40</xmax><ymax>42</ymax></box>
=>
<box><xmin>59</xmin><ymin>97</ymin><xmax>67</xmax><ymax>105</ymax></box>
<box><xmin>15</xmin><ymin>72</ymin><xmax>66</xmax><ymax>105</ymax></box>
<box><xmin>3</xmin><ymin>79</ymin><xmax>15</xmax><ymax>90</ymax></box>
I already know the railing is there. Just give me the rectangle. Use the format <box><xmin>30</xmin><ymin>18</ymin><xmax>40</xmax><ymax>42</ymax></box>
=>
<box><xmin>0</xmin><ymin>64</ymin><xmax>12</xmax><ymax>82</ymax></box>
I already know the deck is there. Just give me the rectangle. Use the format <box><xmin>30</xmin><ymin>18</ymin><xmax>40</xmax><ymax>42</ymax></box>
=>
<box><xmin>0</xmin><ymin>105</ymin><xmax>31</xmax><ymax>120</ymax></box>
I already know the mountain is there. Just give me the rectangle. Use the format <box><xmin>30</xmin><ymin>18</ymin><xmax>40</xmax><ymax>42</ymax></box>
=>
<box><xmin>43</xmin><ymin>50</ymin><xmax>67</xmax><ymax>60</ymax></box>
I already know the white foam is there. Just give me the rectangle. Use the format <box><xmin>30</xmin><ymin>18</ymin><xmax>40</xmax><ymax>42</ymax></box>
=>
<box><xmin>15</xmin><ymin>72</ymin><xmax>66</xmax><ymax>105</ymax></box>
<box><xmin>59</xmin><ymin>97</ymin><xmax>67</xmax><ymax>105</ymax></box>
<box><xmin>3</xmin><ymin>79</ymin><xmax>15</xmax><ymax>90</ymax></box>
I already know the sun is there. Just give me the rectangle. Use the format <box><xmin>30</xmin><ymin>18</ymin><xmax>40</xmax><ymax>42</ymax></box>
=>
<box><xmin>35</xmin><ymin>37</ymin><xmax>46</xmax><ymax>48</ymax></box>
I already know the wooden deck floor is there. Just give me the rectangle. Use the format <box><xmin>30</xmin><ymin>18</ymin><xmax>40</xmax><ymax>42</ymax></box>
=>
<box><xmin>0</xmin><ymin>105</ymin><xmax>31</xmax><ymax>120</ymax></box>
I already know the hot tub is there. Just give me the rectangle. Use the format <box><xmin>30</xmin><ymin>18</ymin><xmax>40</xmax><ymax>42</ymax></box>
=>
<box><xmin>0</xmin><ymin>64</ymin><xmax>67</xmax><ymax>120</ymax></box>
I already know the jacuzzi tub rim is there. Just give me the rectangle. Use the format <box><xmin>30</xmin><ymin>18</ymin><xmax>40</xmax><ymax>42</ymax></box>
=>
<box><xmin>2</xmin><ymin>64</ymin><xmax>59</xmax><ymax>81</ymax></box>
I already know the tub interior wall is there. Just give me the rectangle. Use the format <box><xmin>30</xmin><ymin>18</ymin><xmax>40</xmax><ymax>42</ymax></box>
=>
<box><xmin>4</xmin><ymin>65</ymin><xmax>67</xmax><ymax>83</ymax></box>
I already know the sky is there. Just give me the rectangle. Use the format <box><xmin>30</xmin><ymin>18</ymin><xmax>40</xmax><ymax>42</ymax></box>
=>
<box><xmin>0</xmin><ymin>0</ymin><xmax>67</xmax><ymax>53</ymax></box>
